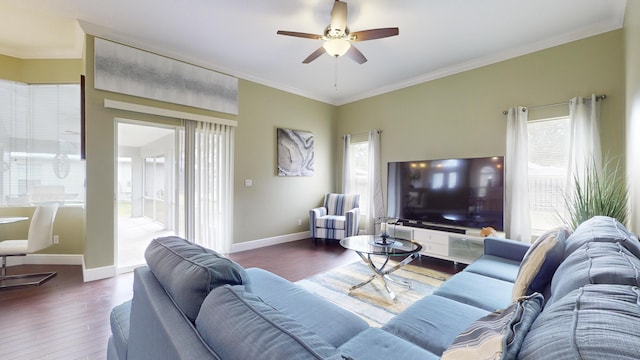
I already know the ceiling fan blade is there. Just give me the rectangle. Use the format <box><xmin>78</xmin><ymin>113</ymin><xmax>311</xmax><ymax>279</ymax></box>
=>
<box><xmin>350</xmin><ymin>28</ymin><xmax>399</xmax><ymax>42</ymax></box>
<box><xmin>346</xmin><ymin>45</ymin><xmax>367</xmax><ymax>64</ymax></box>
<box><xmin>277</xmin><ymin>30</ymin><xmax>323</xmax><ymax>40</ymax></box>
<box><xmin>330</xmin><ymin>1</ymin><xmax>348</xmax><ymax>33</ymax></box>
<box><xmin>302</xmin><ymin>47</ymin><xmax>327</xmax><ymax>64</ymax></box>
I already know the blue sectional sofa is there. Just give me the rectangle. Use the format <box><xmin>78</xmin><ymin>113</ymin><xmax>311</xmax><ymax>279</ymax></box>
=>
<box><xmin>107</xmin><ymin>216</ymin><xmax>640</xmax><ymax>359</ymax></box>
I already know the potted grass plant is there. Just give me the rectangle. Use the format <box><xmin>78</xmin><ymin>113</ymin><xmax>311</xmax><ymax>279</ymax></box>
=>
<box><xmin>563</xmin><ymin>156</ymin><xmax>629</xmax><ymax>230</ymax></box>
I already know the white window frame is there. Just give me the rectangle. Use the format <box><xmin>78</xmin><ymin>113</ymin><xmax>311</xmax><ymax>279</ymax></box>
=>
<box><xmin>347</xmin><ymin>137</ymin><xmax>370</xmax><ymax>214</ymax></box>
<box><xmin>527</xmin><ymin>115</ymin><xmax>570</xmax><ymax>233</ymax></box>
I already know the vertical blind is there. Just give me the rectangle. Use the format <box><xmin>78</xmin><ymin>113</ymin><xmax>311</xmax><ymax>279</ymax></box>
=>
<box><xmin>180</xmin><ymin>120</ymin><xmax>234</xmax><ymax>253</ymax></box>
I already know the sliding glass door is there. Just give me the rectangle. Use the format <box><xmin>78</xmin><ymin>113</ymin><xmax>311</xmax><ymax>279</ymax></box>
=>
<box><xmin>116</xmin><ymin>121</ymin><xmax>179</xmax><ymax>271</ymax></box>
<box><xmin>115</xmin><ymin>116</ymin><xmax>235</xmax><ymax>271</ymax></box>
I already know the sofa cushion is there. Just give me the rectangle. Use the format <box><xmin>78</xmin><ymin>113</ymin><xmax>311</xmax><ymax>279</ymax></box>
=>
<box><xmin>195</xmin><ymin>285</ymin><xmax>343</xmax><ymax>360</ymax></box>
<box><xmin>564</xmin><ymin>216</ymin><xmax>640</xmax><ymax>258</ymax></box>
<box><xmin>441</xmin><ymin>293</ymin><xmax>543</xmax><ymax>360</ymax></box>
<box><xmin>464</xmin><ymin>255</ymin><xmax>521</xmax><ymax>282</ymax></box>
<box><xmin>547</xmin><ymin>241</ymin><xmax>640</xmax><ymax>307</ymax></box>
<box><xmin>144</xmin><ymin>236</ymin><xmax>250</xmax><ymax>323</ymax></box>
<box><xmin>434</xmin><ymin>271</ymin><xmax>514</xmax><ymax>311</ymax></box>
<box><xmin>246</xmin><ymin>267</ymin><xmax>368</xmax><ymax>347</ymax></box>
<box><xmin>339</xmin><ymin>328</ymin><xmax>440</xmax><ymax>360</ymax></box>
<box><xmin>511</xmin><ymin>226</ymin><xmax>570</xmax><ymax>300</ymax></box>
<box><xmin>382</xmin><ymin>294</ymin><xmax>490</xmax><ymax>356</ymax></box>
<box><xmin>519</xmin><ymin>284</ymin><xmax>640</xmax><ymax>360</ymax></box>
<box><xmin>315</xmin><ymin>215</ymin><xmax>346</xmax><ymax>230</ymax></box>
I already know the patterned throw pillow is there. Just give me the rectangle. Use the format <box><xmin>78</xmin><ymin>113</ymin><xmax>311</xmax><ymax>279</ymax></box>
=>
<box><xmin>511</xmin><ymin>226</ymin><xmax>571</xmax><ymax>300</ymax></box>
<box><xmin>441</xmin><ymin>293</ymin><xmax>544</xmax><ymax>360</ymax></box>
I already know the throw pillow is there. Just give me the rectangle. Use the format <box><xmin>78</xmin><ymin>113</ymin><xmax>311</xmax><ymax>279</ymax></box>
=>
<box><xmin>441</xmin><ymin>293</ymin><xmax>544</xmax><ymax>360</ymax></box>
<box><xmin>511</xmin><ymin>226</ymin><xmax>571</xmax><ymax>300</ymax></box>
<box><xmin>144</xmin><ymin>236</ymin><xmax>251</xmax><ymax>323</ymax></box>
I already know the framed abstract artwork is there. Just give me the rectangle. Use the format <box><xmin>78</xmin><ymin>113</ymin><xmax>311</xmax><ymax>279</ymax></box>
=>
<box><xmin>277</xmin><ymin>128</ymin><xmax>314</xmax><ymax>176</ymax></box>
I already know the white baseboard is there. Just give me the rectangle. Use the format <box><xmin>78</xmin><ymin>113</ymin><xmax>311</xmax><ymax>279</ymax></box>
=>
<box><xmin>82</xmin><ymin>264</ymin><xmax>117</xmax><ymax>282</ymax></box>
<box><xmin>5</xmin><ymin>254</ymin><xmax>84</xmax><ymax>266</ymax></box>
<box><xmin>2</xmin><ymin>254</ymin><xmax>115</xmax><ymax>283</ymax></box>
<box><xmin>230</xmin><ymin>231</ymin><xmax>310</xmax><ymax>253</ymax></box>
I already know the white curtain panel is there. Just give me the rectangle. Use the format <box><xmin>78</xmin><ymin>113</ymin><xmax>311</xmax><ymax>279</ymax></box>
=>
<box><xmin>342</xmin><ymin>134</ymin><xmax>353</xmax><ymax>194</ymax></box>
<box><xmin>505</xmin><ymin>107</ymin><xmax>532</xmax><ymax>242</ymax></box>
<box><xmin>366</xmin><ymin>129</ymin><xmax>385</xmax><ymax>235</ymax></box>
<box><xmin>183</xmin><ymin>120</ymin><xmax>235</xmax><ymax>254</ymax></box>
<box><xmin>566</xmin><ymin>94</ymin><xmax>602</xmax><ymax>192</ymax></box>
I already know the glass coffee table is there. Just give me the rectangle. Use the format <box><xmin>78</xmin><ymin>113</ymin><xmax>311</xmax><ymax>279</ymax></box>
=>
<box><xmin>340</xmin><ymin>235</ymin><xmax>422</xmax><ymax>301</ymax></box>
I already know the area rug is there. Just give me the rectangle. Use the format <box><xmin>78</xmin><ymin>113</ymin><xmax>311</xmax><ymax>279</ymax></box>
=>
<box><xmin>296</xmin><ymin>260</ymin><xmax>451</xmax><ymax>327</ymax></box>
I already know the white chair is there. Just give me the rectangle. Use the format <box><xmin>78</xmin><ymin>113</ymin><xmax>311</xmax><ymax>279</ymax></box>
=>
<box><xmin>0</xmin><ymin>204</ymin><xmax>59</xmax><ymax>289</ymax></box>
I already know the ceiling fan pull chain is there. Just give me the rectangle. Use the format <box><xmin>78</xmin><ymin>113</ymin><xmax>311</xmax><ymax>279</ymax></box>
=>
<box><xmin>334</xmin><ymin>55</ymin><xmax>339</xmax><ymax>90</ymax></box>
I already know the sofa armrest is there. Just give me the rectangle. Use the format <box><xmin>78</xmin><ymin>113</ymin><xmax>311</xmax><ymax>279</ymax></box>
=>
<box><xmin>128</xmin><ymin>267</ymin><xmax>219</xmax><ymax>359</ymax></box>
<box><xmin>108</xmin><ymin>300</ymin><xmax>131</xmax><ymax>360</ymax></box>
<box><xmin>483</xmin><ymin>236</ymin><xmax>530</xmax><ymax>262</ymax></box>
<box><xmin>345</xmin><ymin>207</ymin><xmax>360</xmax><ymax>237</ymax></box>
<box><xmin>309</xmin><ymin>207</ymin><xmax>327</xmax><ymax>237</ymax></box>
<box><xmin>310</xmin><ymin>207</ymin><xmax>327</xmax><ymax>217</ymax></box>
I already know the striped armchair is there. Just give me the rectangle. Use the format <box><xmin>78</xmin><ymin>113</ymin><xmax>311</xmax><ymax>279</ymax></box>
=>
<box><xmin>309</xmin><ymin>193</ymin><xmax>360</xmax><ymax>243</ymax></box>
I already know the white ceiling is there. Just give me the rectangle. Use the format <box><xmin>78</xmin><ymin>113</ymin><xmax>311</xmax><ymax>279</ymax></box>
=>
<box><xmin>0</xmin><ymin>0</ymin><xmax>627</xmax><ymax>106</ymax></box>
<box><xmin>117</xmin><ymin>122</ymin><xmax>174</xmax><ymax>148</ymax></box>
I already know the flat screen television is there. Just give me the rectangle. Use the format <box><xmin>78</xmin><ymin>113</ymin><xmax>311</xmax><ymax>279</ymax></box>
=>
<box><xmin>387</xmin><ymin>156</ymin><xmax>504</xmax><ymax>231</ymax></box>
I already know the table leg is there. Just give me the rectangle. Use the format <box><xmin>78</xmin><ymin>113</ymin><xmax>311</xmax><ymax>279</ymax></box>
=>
<box><xmin>349</xmin><ymin>274</ymin><xmax>376</xmax><ymax>291</ymax></box>
<box><xmin>350</xmin><ymin>251</ymin><xmax>420</xmax><ymax>301</ymax></box>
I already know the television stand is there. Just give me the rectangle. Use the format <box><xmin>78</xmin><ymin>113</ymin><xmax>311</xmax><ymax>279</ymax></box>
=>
<box><xmin>387</xmin><ymin>223</ymin><xmax>503</xmax><ymax>264</ymax></box>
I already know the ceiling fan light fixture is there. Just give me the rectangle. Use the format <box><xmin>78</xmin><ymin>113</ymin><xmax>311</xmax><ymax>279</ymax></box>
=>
<box><xmin>323</xmin><ymin>38</ymin><xmax>351</xmax><ymax>57</ymax></box>
<box><xmin>276</xmin><ymin>1</ymin><xmax>398</xmax><ymax>64</ymax></box>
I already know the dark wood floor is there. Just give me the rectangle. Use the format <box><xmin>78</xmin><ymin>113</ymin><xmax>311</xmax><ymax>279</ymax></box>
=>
<box><xmin>0</xmin><ymin>239</ymin><xmax>462</xmax><ymax>359</ymax></box>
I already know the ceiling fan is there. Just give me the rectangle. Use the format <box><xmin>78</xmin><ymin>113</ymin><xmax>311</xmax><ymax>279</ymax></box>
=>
<box><xmin>277</xmin><ymin>0</ymin><xmax>399</xmax><ymax>64</ymax></box>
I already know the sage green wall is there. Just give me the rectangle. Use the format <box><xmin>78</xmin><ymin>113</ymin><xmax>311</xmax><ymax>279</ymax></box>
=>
<box><xmin>0</xmin><ymin>207</ymin><xmax>84</xmax><ymax>254</ymax></box>
<box><xmin>0</xmin><ymin>54</ymin><xmax>82</xmax><ymax>83</ymax></box>
<box><xmin>336</xmin><ymin>31</ymin><xmax>625</xmax><ymax>208</ymax></box>
<box><xmin>0</xmin><ymin>54</ymin><xmax>22</xmax><ymax>81</ymax></box>
<box><xmin>234</xmin><ymin>81</ymin><xmax>336</xmax><ymax>244</ymax></box>
<box><xmin>625</xmin><ymin>2</ymin><xmax>640</xmax><ymax>234</ymax></box>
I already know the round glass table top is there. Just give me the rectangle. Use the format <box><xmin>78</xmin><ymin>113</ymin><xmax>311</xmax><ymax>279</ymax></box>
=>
<box><xmin>340</xmin><ymin>235</ymin><xmax>422</xmax><ymax>256</ymax></box>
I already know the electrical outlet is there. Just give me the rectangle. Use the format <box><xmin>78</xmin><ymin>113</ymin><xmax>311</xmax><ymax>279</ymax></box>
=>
<box><xmin>53</xmin><ymin>235</ymin><xmax>59</xmax><ymax>244</ymax></box>
<box><xmin>297</xmin><ymin>218</ymin><xmax>302</xmax><ymax>226</ymax></box>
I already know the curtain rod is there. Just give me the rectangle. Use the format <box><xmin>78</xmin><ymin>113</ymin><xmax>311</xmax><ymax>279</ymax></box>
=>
<box><xmin>342</xmin><ymin>129</ymin><xmax>382</xmax><ymax>139</ymax></box>
<box><xmin>501</xmin><ymin>94</ymin><xmax>606</xmax><ymax>115</ymax></box>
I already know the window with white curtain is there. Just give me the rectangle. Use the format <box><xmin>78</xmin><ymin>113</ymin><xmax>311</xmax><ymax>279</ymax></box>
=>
<box><xmin>0</xmin><ymin>79</ymin><xmax>84</xmax><ymax>206</ymax></box>
<box><xmin>527</xmin><ymin>116</ymin><xmax>570</xmax><ymax>232</ymax></box>
<box><xmin>348</xmin><ymin>139</ymin><xmax>370</xmax><ymax>214</ymax></box>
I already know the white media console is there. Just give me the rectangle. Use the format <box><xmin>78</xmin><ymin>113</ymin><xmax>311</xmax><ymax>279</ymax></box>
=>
<box><xmin>386</xmin><ymin>222</ymin><xmax>504</xmax><ymax>264</ymax></box>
